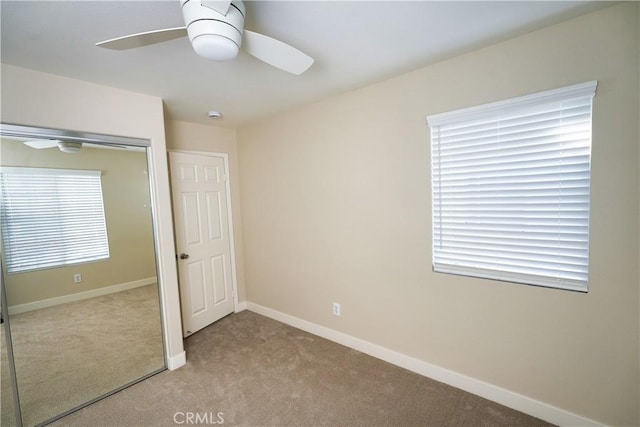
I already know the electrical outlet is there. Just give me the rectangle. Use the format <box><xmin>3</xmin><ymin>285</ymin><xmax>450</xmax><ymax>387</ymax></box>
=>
<box><xmin>73</xmin><ymin>273</ymin><xmax>82</xmax><ymax>283</ymax></box>
<box><xmin>332</xmin><ymin>302</ymin><xmax>341</xmax><ymax>317</ymax></box>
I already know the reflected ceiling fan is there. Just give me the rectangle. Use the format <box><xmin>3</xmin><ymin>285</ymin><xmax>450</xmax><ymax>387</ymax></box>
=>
<box><xmin>23</xmin><ymin>140</ymin><xmax>128</xmax><ymax>153</ymax></box>
<box><xmin>96</xmin><ymin>0</ymin><xmax>314</xmax><ymax>75</ymax></box>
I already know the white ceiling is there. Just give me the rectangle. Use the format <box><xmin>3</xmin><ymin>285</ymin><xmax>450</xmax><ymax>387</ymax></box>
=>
<box><xmin>1</xmin><ymin>1</ymin><xmax>612</xmax><ymax>128</ymax></box>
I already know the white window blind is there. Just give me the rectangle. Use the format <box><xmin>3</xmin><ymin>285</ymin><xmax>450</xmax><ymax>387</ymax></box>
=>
<box><xmin>0</xmin><ymin>167</ymin><xmax>110</xmax><ymax>273</ymax></box>
<box><xmin>427</xmin><ymin>81</ymin><xmax>597</xmax><ymax>292</ymax></box>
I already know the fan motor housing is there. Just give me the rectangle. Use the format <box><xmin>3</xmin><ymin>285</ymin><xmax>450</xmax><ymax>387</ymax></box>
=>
<box><xmin>181</xmin><ymin>0</ymin><xmax>246</xmax><ymax>61</ymax></box>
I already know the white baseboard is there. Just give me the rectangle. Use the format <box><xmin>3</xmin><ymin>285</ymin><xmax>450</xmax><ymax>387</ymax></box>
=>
<box><xmin>246</xmin><ymin>302</ymin><xmax>602</xmax><ymax>427</ymax></box>
<box><xmin>8</xmin><ymin>277</ymin><xmax>157</xmax><ymax>315</ymax></box>
<box><xmin>167</xmin><ymin>351</ymin><xmax>186</xmax><ymax>370</ymax></box>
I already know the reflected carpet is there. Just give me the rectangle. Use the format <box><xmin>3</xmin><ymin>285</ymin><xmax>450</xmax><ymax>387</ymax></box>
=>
<box><xmin>2</xmin><ymin>284</ymin><xmax>164</xmax><ymax>426</ymax></box>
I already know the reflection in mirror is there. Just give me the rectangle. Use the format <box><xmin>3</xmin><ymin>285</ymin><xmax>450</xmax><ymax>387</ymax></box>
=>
<box><xmin>1</xmin><ymin>270</ymin><xmax>20</xmax><ymax>427</ymax></box>
<box><xmin>0</xmin><ymin>135</ymin><xmax>166</xmax><ymax>426</ymax></box>
<box><xmin>1</xmin><ymin>329</ymin><xmax>19</xmax><ymax>427</ymax></box>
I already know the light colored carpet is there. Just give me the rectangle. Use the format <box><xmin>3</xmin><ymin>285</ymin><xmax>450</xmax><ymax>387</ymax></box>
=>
<box><xmin>1</xmin><ymin>284</ymin><xmax>164</xmax><ymax>427</ymax></box>
<box><xmin>51</xmin><ymin>311</ymin><xmax>553</xmax><ymax>426</ymax></box>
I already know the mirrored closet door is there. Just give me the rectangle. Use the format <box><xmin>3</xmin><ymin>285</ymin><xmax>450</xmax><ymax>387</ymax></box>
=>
<box><xmin>0</xmin><ymin>124</ymin><xmax>166</xmax><ymax>426</ymax></box>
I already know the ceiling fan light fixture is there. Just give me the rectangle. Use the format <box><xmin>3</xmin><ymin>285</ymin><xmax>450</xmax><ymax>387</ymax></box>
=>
<box><xmin>183</xmin><ymin>0</ymin><xmax>244</xmax><ymax>61</ymax></box>
<box><xmin>192</xmin><ymin>34</ymin><xmax>239</xmax><ymax>61</ymax></box>
<box><xmin>58</xmin><ymin>141</ymin><xmax>82</xmax><ymax>153</ymax></box>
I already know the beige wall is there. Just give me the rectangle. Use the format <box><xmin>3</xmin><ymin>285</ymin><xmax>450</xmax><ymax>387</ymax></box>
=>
<box><xmin>1</xmin><ymin>65</ymin><xmax>185</xmax><ymax>367</ymax></box>
<box><xmin>165</xmin><ymin>120</ymin><xmax>246</xmax><ymax>302</ymax></box>
<box><xmin>237</xmin><ymin>3</ymin><xmax>639</xmax><ymax>426</ymax></box>
<box><xmin>1</xmin><ymin>140</ymin><xmax>157</xmax><ymax>306</ymax></box>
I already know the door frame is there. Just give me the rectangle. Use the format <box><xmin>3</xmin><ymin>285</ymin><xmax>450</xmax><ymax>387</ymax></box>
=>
<box><xmin>168</xmin><ymin>150</ymin><xmax>240</xmax><ymax>314</ymax></box>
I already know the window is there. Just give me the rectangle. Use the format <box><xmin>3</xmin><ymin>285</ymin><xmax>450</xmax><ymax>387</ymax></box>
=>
<box><xmin>427</xmin><ymin>81</ymin><xmax>597</xmax><ymax>292</ymax></box>
<box><xmin>0</xmin><ymin>167</ymin><xmax>110</xmax><ymax>273</ymax></box>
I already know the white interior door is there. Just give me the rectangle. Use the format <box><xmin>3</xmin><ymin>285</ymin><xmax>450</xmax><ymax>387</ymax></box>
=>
<box><xmin>169</xmin><ymin>152</ymin><xmax>236</xmax><ymax>337</ymax></box>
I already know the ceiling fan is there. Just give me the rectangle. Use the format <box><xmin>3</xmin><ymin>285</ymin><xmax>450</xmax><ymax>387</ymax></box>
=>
<box><xmin>96</xmin><ymin>0</ymin><xmax>314</xmax><ymax>75</ymax></box>
<box><xmin>23</xmin><ymin>140</ymin><xmax>129</xmax><ymax>153</ymax></box>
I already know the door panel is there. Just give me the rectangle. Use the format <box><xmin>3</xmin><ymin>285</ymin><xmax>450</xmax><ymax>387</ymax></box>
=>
<box><xmin>204</xmin><ymin>165</ymin><xmax>220</xmax><ymax>183</ymax></box>
<box><xmin>206</xmin><ymin>192</ymin><xmax>223</xmax><ymax>240</ymax></box>
<box><xmin>186</xmin><ymin>260</ymin><xmax>207</xmax><ymax>315</ymax></box>
<box><xmin>182</xmin><ymin>192</ymin><xmax>203</xmax><ymax>245</ymax></box>
<box><xmin>169</xmin><ymin>152</ymin><xmax>235</xmax><ymax>336</ymax></box>
<box><xmin>211</xmin><ymin>255</ymin><xmax>227</xmax><ymax>304</ymax></box>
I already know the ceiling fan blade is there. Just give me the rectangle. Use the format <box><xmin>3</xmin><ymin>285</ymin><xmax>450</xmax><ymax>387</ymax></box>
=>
<box><xmin>83</xmin><ymin>143</ymin><xmax>133</xmax><ymax>150</ymax></box>
<box><xmin>23</xmin><ymin>140</ymin><xmax>60</xmax><ymax>149</ymax></box>
<box><xmin>96</xmin><ymin>27</ymin><xmax>187</xmax><ymax>50</ymax></box>
<box><xmin>242</xmin><ymin>30</ymin><xmax>314</xmax><ymax>75</ymax></box>
<box><xmin>201</xmin><ymin>0</ymin><xmax>232</xmax><ymax>16</ymax></box>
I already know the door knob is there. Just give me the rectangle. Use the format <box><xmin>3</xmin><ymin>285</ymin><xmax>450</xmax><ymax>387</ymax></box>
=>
<box><xmin>179</xmin><ymin>253</ymin><xmax>190</xmax><ymax>260</ymax></box>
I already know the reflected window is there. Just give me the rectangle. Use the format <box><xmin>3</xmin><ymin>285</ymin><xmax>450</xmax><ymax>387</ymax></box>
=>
<box><xmin>0</xmin><ymin>167</ymin><xmax>110</xmax><ymax>273</ymax></box>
